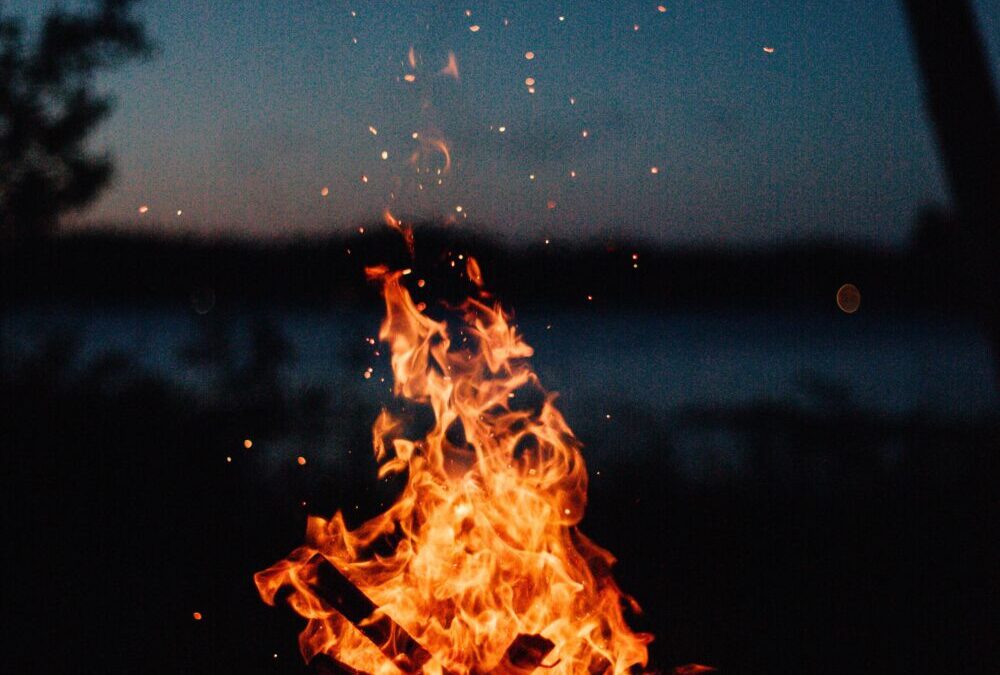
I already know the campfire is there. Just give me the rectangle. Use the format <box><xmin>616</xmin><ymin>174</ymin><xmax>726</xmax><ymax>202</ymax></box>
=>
<box><xmin>255</xmin><ymin>257</ymin><xmax>653</xmax><ymax>673</ymax></box>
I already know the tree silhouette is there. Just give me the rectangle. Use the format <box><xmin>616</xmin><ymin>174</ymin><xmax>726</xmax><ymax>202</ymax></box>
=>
<box><xmin>0</xmin><ymin>0</ymin><xmax>150</xmax><ymax>242</ymax></box>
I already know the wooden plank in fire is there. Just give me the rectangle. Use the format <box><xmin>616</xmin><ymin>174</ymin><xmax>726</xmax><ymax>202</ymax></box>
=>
<box><xmin>307</xmin><ymin>555</ymin><xmax>558</xmax><ymax>675</ymax></box>
<box><xmin>309</xmin><ymin>555</ymin><xmax>432</xmax><ymax>674</ymax></box>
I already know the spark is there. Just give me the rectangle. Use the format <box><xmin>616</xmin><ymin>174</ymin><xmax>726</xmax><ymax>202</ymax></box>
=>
<box><xmin>361</xmin><ymin>174</ymin><xmax>369</xmax><ymax>183</ymax></box>
<box><xmin>368</xmin><ymin>125</ymin><xmax>378</xmax><ymax>135</ymax></box>
<box><xmin>193</xmin><ymin>612</ymin><xmax>202</xmax><ymax>620</ymax></box>
<box><xmin>498</xmin><ymin>126</ymin><xmax>506</xmax><ymax>133</ymax></box>
<box><xmin>464</xmin><ymin>9</ymin><xmax>472</xmax><ymax>17</ymax></box>
<box><xmin>176</xmin><ymin>210</ymin><xmax>183</xmax><ymax>216</ymax></box>
<box><xmin>570</xmin><ymin>170</ymin><xmax>577</xmax><ymax>178</ymax></box>
<box><xmin>658</xmin><ymin>4</ymin><xmax>667</xmax><ymax>11</ymax></box>
<box><xmin>524</xmin><ymin>77</ymin><xmax>535</xmax><ymax>86</ymax></box>
<box><xmin>569</xmin><ymin>96</ymin><xmax>576</xmax><ymax>105</ymax></box>
<box><xmin>547</xmin><ymin>200</ymin><xmax>557</xmax><ymax>209</ymax></box>
<box><xmin>524</xmin><ymin>51</ymin><xmax>535</xmax><ymax>60</ymax></box>
<box><xmin>297</xmin><ymin>456</ymin><xmax>307</xmax><ymax>466</ymax></box>
<box><xmin>320</xmin><ymin>187</ymin><xmax>329</xmax><ymax>197</ymax></box>
<box><xmin>411</xmin><ymin>131</ymin><xmax>419</xmax><ymax>139</ymax></box>
<box><xmin>529</xmin><ymin>174</ymin><xmax>535</xmax><ymax>180</ymax></box>
<box><xmin>581</xmin><ymin>129</ymin><xmax>589</xmax><ymax>138</ymax></box>
<box><xmin>650</xmin><ymin>166</ymin><xmax>659</xmax><ymax>174</ymax></box>
<box><xmin>225</xmin><ymin>456</ymin><xmax>232</xmax><ymax>463</ymax></box>
<box><xmin>381</xmin><ymin>150</ymin><xmax>389</xmax><ymax>160</ymax></box>
<box><xmin>138</xmin><ymin>205</ymin><xmax>149</xmax><ymax>214</ymax></box>
<box><xmin>527</xmin><ymin>86</ymin><xmax>535</xmax><ymax>94</ymax></box>
<box><xmin>633</xmin><ymin>24</ymin><xmax>640</xmax><ymax>31</ymax></box>
<box><xmin>469</xmin><ymin>24</ymin><xmax>480</xmax><ymax>32</ymax></box>
<box><xmin>407</xmin><ymin>46</ymin><xmax>417</xmax><ymax>69</ymax></box>
<box><xmin>559</xmin><ymin>16</ymin><xmax>565</xmax><ymax>22</ymax></box>
<box><xmin>403</xmin><ymin>73</ymin><xmax>416</xmax><ymax>82</ymax></box>
<box><xmin>244</xmin><ymin>438</ymin><xmax>253</xmax><ymax>449</ymax></box>
<box><xmin>455</xmin><ymin>205</ymin><xmax>463</xmax><ymax>212</ymax></box>
<box><xmin>763</xmin><ymin>46</ymin><xmax>775</xmax><ymax>54</ymax></box>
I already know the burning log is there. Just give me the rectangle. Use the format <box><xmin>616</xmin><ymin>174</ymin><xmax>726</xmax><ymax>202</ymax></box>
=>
<box><xmin>309</xmin><ymin>555</ymin><xmax>558</xmax><ymax>675</ymax></box>
<box><xmin>308</xmin><ymin>555</ymin><xmax>431</xmax><ymax>674</ymax></box>
<box><xmin>491</xmin><ymin>633</ymin><xmax>557</xmax><ymax>674</ymax></box>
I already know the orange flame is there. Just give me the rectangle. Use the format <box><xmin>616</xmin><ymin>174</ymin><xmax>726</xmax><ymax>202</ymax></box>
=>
<box><xmin>439</xmin><ymin>51</ymin><xmax>459</xmax><ymax>80</ymax></box>
<box><xmin>383</xmin><ymin>209</ymin><xmax>415</xmax><ymax>257</ymax></box>
<box><xmin>410</xmin><ymin>132</ymin><xmax>452</xmax><ymax>175</ymax></box>
<box><xmin>256</xmin><ymin>263</ymin><xmax>651</xmax><ymax>673</ymax></box>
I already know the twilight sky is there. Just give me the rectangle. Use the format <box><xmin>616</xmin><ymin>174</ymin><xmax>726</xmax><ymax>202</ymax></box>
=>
<box><xmin>10</xmin><ymin>1</ymin><xmax>1000</xmax><ymax>244</ymax></box>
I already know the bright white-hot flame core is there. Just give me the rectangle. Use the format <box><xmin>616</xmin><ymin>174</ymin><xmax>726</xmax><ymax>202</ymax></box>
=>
<box><xmin>255</xmin><ymin>262</ymin><xmax>651</xmax><ymax>674</ymax></box>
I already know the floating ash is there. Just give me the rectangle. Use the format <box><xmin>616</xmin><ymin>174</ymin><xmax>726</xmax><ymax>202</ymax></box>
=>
<box><xmin>255</xmin><ymin>257</ymin><xmax>652</xmax><ymax>673</ymax></box>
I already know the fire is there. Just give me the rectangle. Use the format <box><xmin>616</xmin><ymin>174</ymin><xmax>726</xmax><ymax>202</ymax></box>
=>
<box><xmin>409</xmin><ymin>132</ymin><xmax>452</xmax><ymax>175</ymax></box>
<box><xmin>440</xmin><ymin>51</ymin><xmax>460</xmax><ymax>80</ymax></box>
<box><xmin>256</xmin><ymin>257</ymin><xmax>652</xmax><ymax>673</ymax></box>
<box><xmin>383</xmin><ymin>209</ymin><xmax>415</xmax><ymax>256</ymax></box>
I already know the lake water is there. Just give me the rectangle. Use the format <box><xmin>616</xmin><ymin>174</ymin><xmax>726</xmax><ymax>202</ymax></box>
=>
<box><xmin>6</xmin><ymin>306</ymin><xmax>996</xmax><ymax>418</ymax></box>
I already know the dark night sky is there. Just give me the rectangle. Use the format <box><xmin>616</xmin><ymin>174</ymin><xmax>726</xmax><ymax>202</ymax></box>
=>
<box><xmin>10</xmin><ymin>0</ymin><xmax>1000</xmax><ymax>244</ymax></box>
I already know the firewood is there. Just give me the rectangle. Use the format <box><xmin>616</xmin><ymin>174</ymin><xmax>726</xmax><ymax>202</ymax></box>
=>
<box><xmin>309</xmin><ymin>555</ymin><xmax>432</xmax><ymax>673</ymax></box>
<box><xmin>487</xmin><ymin>633</ymin><xmax>557</xmax><ymax>674</ymax></box>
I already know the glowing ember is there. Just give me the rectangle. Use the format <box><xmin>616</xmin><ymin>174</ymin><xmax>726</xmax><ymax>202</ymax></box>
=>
<box><xmin>763</xmin><ymin>46</ymin><xmax>775</xmax><ymax>54</ymax></box>
<box><xmin>320</xmin><ymin>187</ymin><xmax>330</xmax><ymax>197</ymax></box>
<box><xmin>192</xmin><ymin>612</ymin><xmax>202</xmax><ymax>621</ymax></box>
<box><xmin>244</xmin><ymin>438</ymin><xmax>253</xmax><ymax>449</ymax></box>
<box><xmin>524</xmin><ymin>51</ymin><xmax>535</xmax><ymax>60</ymax></box>
<box><xmin>138</xmin><ymin>205</ymin><xmax>149</xmax><ymax>214</ymax></box>
<box><xmin>256</xmin><ymin>260</ymin><xmax>652</xmax><ymax>673</ymax></box>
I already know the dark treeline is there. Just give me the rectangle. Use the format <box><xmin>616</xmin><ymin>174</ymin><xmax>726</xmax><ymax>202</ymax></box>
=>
<box><xmin>0</xmin><ymin>218</ymin><xmax>971</xmax><ymax>314</ymax></box>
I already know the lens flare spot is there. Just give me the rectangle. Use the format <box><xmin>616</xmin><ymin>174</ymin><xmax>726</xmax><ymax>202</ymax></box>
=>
<box><xmin>836</xmin><ymin>283</ymin><xmax>861</xmax><ymax>314</ymax></box>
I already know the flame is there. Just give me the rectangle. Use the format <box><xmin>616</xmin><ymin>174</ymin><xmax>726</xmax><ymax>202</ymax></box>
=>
<box><xmin>256</xmin><ymin>260</ymin><xmax>652</xmax><ymax>673</ymax></box>
<box><xmin>383</xmin><ymin>209</ymin><xmax>415</xmax><ymax>257</ymax></box>
<box><xmin>410</xmin><ymin>132</ymin><xmax>452</xmax><ymax>175</ymax></box>
<box><xmin>440</xmin><ymin>51</ymin><xmax>460</xmax><ymax>80</ymax></box>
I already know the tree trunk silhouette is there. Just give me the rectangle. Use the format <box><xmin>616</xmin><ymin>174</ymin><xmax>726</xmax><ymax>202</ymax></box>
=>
<box><xmin>901</xmin><ymin>0</ymin><xmax>1000</xmax><ymax>387</ymax></box>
